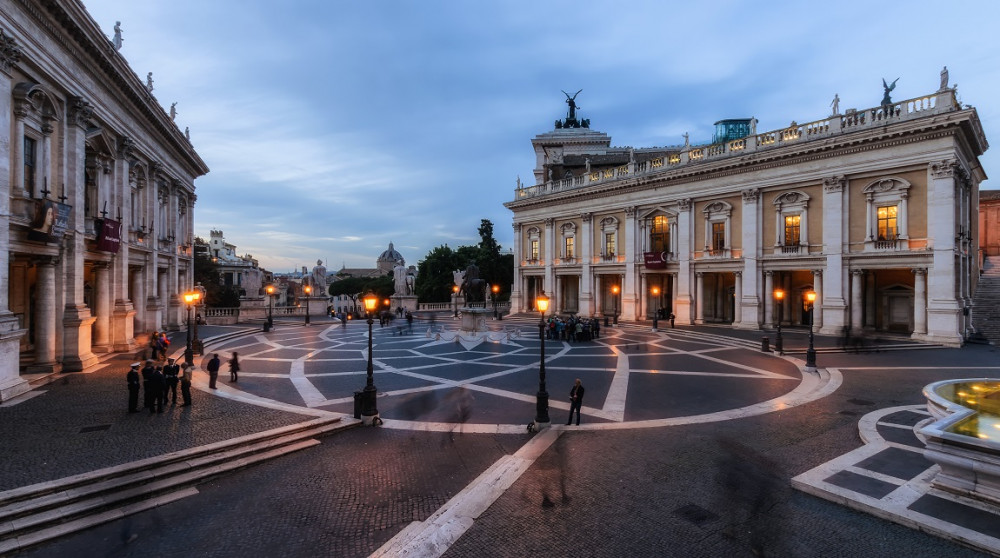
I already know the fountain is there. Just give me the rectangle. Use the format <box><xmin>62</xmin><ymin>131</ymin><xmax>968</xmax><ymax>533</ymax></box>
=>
<box><xmin>920</xmin><ymin>378</ymin><xmax>1000</xmax><ymax>505</ymax></box>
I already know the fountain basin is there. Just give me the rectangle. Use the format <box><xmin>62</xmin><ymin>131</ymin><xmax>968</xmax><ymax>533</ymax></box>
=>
<box><xmin>920</xmin><ymin>378</ymin><xmax>1000</xmax><ymax>505</ymax></box>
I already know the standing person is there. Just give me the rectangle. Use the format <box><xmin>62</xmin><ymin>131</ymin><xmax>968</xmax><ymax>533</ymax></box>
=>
<box><xmin>141</xmin><ymin>360</ymin><xmax>155</xmax><ymax>411</ymax></box>
<box><xmin>163</xmin><ymin>358</ymin><xmax>180</xmax><ymax>405</ymax></box>
<box><xmin>149</xmin><ymin>366</ymin><xmax>166</xmax><ymax>414</ymax></box>
<box><xmin>180</xmin><ymin>362</ymin><xmax>194</xmax><ymax>406</ymax></box>
<box><xmin>126</xmin><ymin>363</ymin><xmax>141</xmax><ymax>413</ymax></box>
<box><xmin>406</xmin><ymin>311</ymin><xmax>413</xmax><ymax>334</ymax></box>
<box><xmin>150</xmin><ymin>332</ymin><xmax>161</xmax><ymax>361</ymax></box>
<box><xmin>229</xmin><ymin>352</ymin><xmax>240</xmax><ymax>382</ymax></box>
<box><xmin>566</xmin><ymin>378</ymin><xmax>585</xmax><ymax>426</ymax></box>
<box><xmin>207</xmin><ymin>354</ymin><xmax>220</xmax><ymax>389</ymax></box>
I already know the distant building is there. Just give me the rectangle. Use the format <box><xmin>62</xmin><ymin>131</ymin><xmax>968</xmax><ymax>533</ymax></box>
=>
<box><xmin>507</xmin><ymin>78</ymin><xmax>988</xmax><ymax>346</ymax></box>
<box><xmin>194</xmin><ymin>230</ymin><xmax>266</xmax><ymax>299</ymax></box>
<box><xmin>334</xmin><ymin>242</ymin><xmax>405</xmax><ymax>279</ymax></box>
<box><xmin>0</xmin><ymin>2</ymin><xmax>209</xmax><ymax>399</ymax></box>
<box><xmin>979</xmin><ymin>190</ymin><xmax>1000</xmax><ymax>258</ymax></box>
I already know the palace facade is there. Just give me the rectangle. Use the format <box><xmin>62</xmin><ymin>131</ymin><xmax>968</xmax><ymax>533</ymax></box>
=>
<box><xmin>1</xmin><ymin>1</ymin><xmax>208</xmax><ymax>399</ymax></box>
<box><xmin>506</xmin><ymin>77</ymin><xmax>988</xmax><ymax>346</ymax></box>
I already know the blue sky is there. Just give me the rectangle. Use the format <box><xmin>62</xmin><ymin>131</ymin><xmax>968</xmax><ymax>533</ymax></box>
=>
<box><xmin>81</xmin><ymin>0</ymin><xmax>1000</xmax><ymax>272</ymax></box>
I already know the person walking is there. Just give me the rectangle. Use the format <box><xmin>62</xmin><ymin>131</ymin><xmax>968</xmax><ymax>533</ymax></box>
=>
<box><xmin>149</xmin><ymin>366</ymin><xmax>166</xmax><ymax>414</ymax></box>
<box><xmin>141</xmin><ymin>360</ymin><xmax>155</xmax><ymax>411</ymax></box>
<box><xmin>126</xmin><ymin>362</ymin><xmax>141</xmax><ymax>413</ymax></box>
<box><xmin>229</xmin><ymin>352</ymin><xmax>240</xmax><ymax>382</ymax></box>
<box><xmin>207</xmin><ymin>354</ymin><xmax>220</xmax><ymax>389</ymax></box>
<box><xmin>180</xmin><ymin>362</ymin><xmax>194</xmax><ymax>406</ymax></box>
<box><xmin>566</xmin><ymin>378</ymin><xmax>585</xmax><ymax>426</ymax></box>
<box><xmin>163</xmin><ymin>358</ymin><xmax>180</xmax><ymax>405</ymax></box>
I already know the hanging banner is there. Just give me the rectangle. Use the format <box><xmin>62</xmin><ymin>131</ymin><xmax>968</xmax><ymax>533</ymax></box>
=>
<box><xmin>27</xmin><ymin>200</ymin><xmax>56</xmax><ymax>242</ymax></box>
<box><xmin>96</xmin><ymin>218</ymin><xmax>122</xmax><ymax>253</ymax></box>
<box><xmin>50</xmin><ymin>202</ymin><xmax>72</xmax><ymax>239</ymax></box>
<box><xmin>643</xmin><ymin>251</ymin><xmax>668</xmax><ymax>269</ymax></box>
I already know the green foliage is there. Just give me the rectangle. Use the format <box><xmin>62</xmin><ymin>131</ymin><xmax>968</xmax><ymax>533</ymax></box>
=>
<box><xmin>414</xmin><ymin>219</ymin><xmax>513</xmax><ymax>303</ymax></box>
<box><xmin>328</xmin><ymin>273</ymin><xmax>395</xmax><ymax>304</ymax></box>
<box><xmin>192</xmin><ymin>249</ymin><xmax>241</xmax><ymax>308</ymax></box>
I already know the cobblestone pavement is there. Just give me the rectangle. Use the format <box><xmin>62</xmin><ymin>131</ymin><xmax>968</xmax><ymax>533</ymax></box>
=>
<box><xmin>6</xmin><ymin>320</ymin><xmax>1000</xmax><ymax>557</ymax></box>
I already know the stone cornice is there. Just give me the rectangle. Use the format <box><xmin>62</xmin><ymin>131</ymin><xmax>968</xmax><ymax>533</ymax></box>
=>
<box><xmin>506</xmin><ymin>111</ymin><xmax>982</xmax><ymax>212</ymax></box>
<box><xmin>0</xmin><ymin>28</ymin><xmax>23</xmax><ymax>75</ymax></box>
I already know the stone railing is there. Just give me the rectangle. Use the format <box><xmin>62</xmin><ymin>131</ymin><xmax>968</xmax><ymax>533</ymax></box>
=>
<box><xmin>514</xmin><ymin>90</ymin><xmax>956</xmax><ymax>201</ymax></box>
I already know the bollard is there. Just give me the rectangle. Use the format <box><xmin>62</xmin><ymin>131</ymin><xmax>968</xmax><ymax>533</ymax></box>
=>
<box><xmin>263</xmin><ymin>322</ymin><xmax>271</xmax><ymax>333</ymax></box>
<box><xmin>353</xmin><ymin>391</ymin><xmax>363</xmax><ymax>419</ymax></box>
<box><xmin>761</xmin><ymin>336</ymin><xmax>770</xmax><ymax>352</ymax></box>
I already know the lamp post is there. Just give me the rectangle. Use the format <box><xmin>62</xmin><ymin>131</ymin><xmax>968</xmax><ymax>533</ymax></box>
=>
<box><xmin>651</xmin><ymin>285</ymin><xmax>660</xmax><ymax>331</ymax></box>
<box><xmin>805</xmin><ymin>290</ymin><xmax>817</xmax><ymax>372</ymax></box>
<box><xmin>612</xmin><ymin>284</ymin><xmax>620</xmax><ymax>325</ymax></box>
<box><xmin>192</xmin><ymin>284</ymin><xmax>205</xmax><ymax>355</ymax></box>
<box><xmin>183</xmin><ymin>290</ymin><xmax>200</xmax><ymax>364</ymax></box>
<box><xmin>453</xmin><ymin>284</ymin><xmax>460</xmax><ymax>317</ymax></box>
<box><xmin>492</xmin><ymin>284</ymin><xmax>500</xmax><ymax>320</ymax></box>
<box><xmin>265</xmin><ymin>284</ymin><xmax>275</xmax><ymax>332</ymax></box>
<box><xmin>360</xmin><ymin>292</ymin><xmax>380</xmax><ymax>424</ymax></box>
<box><xmin>303</xmin><ymin>284</ymin><xmax>312</xmax><ymax>325</ymax></box>
<box><xmin>774</xmin><ymin>288</ymin><xmax>784</xmax><ymax>354</ymax></box>
<box><xmin>532</xmin><ymin>291</ymin><xmax>550</xmax><ymax>430</ymax></box>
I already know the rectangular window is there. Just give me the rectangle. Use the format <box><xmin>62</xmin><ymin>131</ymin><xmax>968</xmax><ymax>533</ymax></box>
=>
<box><xmin>605</xmin><ymin>233</ymin><xmax>616</xmax><ymax>256</ymax></box>
<box><xmin>564</xmin><ymin>237</ymin><xmax>575</xmax><ymax>259</ymax></box>
<box><xmin>23</xmin><ymin>136</ymin><xmax>36</xmax><ymax>194</ymax></box>
<box><xmin>784</xmin><ymin>215</ymin><xmax>801</xmax><ymax>245</ymax></box>
<box><xmin>530</xmin><ymin>239</ymin><xmax>539</xmax><ymax>260</ymax></box>
<box><xmin>712</xmin><ymin>222</ymin><xmax>726</xmax><ymax>251</ymax></box>
<box><xmin>877</xmin><ymin>206</ymin><xmax>897</xmax><ymax>240</ymax></box>
<box><xmin>650</xmin><ymin>216</ymin><xmax>669</xmax><ymax>252</ymax></box>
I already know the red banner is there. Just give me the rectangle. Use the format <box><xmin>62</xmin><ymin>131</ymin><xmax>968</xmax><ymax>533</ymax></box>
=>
<box><xmin>96</xmin><ymin>218</ymin><xmax>122</xmax><ymax>253</ymax></box>
<box><xmin>644</xmin><ymin>251</ymin><xmax>667</xmax><ymax>269</ymax></box>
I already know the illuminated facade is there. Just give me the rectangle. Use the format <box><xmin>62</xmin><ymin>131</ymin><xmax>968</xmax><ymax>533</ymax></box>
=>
<box><xmin>0</xmin><ymin>1</ymin><xmax>208</xmax><ymax>398</ymax></box>
<box><xmin>506</xmin><ymin>77</ymin><xmax>988</xmax><ymax>346</ymax></box>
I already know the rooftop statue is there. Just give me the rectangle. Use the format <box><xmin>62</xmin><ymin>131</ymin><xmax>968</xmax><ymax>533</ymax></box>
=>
<box><xmin>146</xmin><ymin>72</ymin><xmax>154</xmax><ymax>93</ymax></box>
<box><xmin>169</xmin><ymin>102</ymin><xmax>177</xmax><ymax>121</ymax></box>
<box><xmin>112</xmin><ymin>21</ymin><xmax>122</xmax><ymax>51</ymax></box>
<box><xmin>830</xmin><ymin>94</ymin><xmax>840</xmax><ymax>115</ymax></box>
<box><xmin>881</xmin><ymin>77</ymin><xmax>899</xmax><ymax>106</ymax></box>
<box><xmin>940</xmin><ymin>66</ymin><xmax>949</xmax><ymax>91</ymax></box>
<box><xmin>562</xmin><ymin>89</ymin><xmax>582</xmax><ymax>120</ymax></box>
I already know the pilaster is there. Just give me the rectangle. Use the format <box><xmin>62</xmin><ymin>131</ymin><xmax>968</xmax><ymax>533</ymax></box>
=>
<box><xmin>675</xmin><ymin>198</ymin><xmax>693</xmax><ymax>324</ymax></box>
<box><xmin>820</xmin><ymin>175</ymin><xmax>848</xmax><ymax>334</ymax></box>
<box><xmin>579</xmin><ymin>213</ymin><xmax>593</xmax><ymax>316</ymax></box>
<box><xmin>738</xmin><ymin>188</ymin><xmax>761</xmax><ymax>329</ymax></box>
<box><xmin>622</xmin><ymin>206</ymin><xmax>638</xmax><ymax>321</ymax></box>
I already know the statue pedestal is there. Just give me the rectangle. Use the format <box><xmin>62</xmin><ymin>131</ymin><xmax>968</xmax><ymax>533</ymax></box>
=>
<box><xmin>459</xmin><ymin>308</ymin><xmax>490</xmax><ymax>332</ymax></box>
<box><xmin>391</xmin><ymin>295</ymin><xmax>417</xmax><ymax>313</ymax></box>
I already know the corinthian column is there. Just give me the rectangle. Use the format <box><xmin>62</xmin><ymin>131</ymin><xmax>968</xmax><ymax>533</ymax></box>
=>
<box><xmin>28</xmin><ymin>258</ymin><xmax>58</xmax><ymax>372</ymax></box>
<box><xmin>93</xmin><ymin>262</ymin><xmax>111</xmax><ymax>352</ymax></box>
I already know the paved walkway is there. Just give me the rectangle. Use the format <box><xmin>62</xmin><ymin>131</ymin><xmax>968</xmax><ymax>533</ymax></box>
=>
<box><xmin>3</xmin><ymin>319</ymin><xmax>998</xmax><ymax>557</ymax></box>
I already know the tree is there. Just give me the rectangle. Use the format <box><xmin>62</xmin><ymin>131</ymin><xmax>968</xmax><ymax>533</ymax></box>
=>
<box><xmin>414</xmin><ymin>219</ymin><xmax>514</xmax><ymax>303</ymax></box>
<box><xmin>416</xmin><ymin>245</ymin><xmax>460</xmax><ymax>303</ymax></box>
<box><xmin>192</xmin><ymin>244</ymin><xmax>241</xmax><ymax>307</ymax></box>
<box><xmin>328</xmin><ymin>274</ymin><xmax>395</xmax><ymax>310</ymax></box>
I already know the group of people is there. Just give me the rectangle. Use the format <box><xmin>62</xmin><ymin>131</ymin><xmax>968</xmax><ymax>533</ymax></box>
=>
<box><xmin>148</xmin><ymin>331</ymin><xmax>171</xmax><ymax>361</ymax></box>
<box><xmin>126</xmin><ymin>348</ymin><xmax>240</xmax><ymax>412</ymax></box>
<box><xmin>541</xmin><ymin>316</ymin><xmax>601</xmax><ymax>342</ymax></box>
<box><xmin>127</xmin><ymin>357</ymin><xmax>193</xmax><ymax>413</ymax></box>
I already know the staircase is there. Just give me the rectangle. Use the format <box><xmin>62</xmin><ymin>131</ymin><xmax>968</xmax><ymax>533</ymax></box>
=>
<box><xmin>973</xmin><ymin>256</ymin><xmax>1000</xmax><ymax>345</ymax></box>
<box><xmin>0</xmin><ymin>415</ymin><xmax>351</xmax><ymax>554</ymax></box>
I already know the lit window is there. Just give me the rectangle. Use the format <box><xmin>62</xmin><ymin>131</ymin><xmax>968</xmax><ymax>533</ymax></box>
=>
<box><xmin>877</xmin><ymin>206</ymin><xmax>897</xmax><ymax>240</ymax></box>
<box><xmin>605</xmin><ymin>232</ymin><xmax>616</xmax><ymax>256</ymax></box>
<box><xmin>651</xmin><ymin>216</ymin><xmax>669</xmax><ymax>252</ymax></box>
<box><xmin>784</xmin><ymin>215</ymin><xmax>800</xmax><ymax>245</ymax></box>
<box><xmin>530</xmin><ymin>239</ymin><xmax>539</xmax><ymax>260</ymax></box>
<box><xmin>564</xmin><ymin>236</ymin><xmax>574</xmax><ymax>259</ymax></box>
<box><xmin>712</xmin><ymin>222</ymin><xmax>725</xmax><ymax>251</ymax></box>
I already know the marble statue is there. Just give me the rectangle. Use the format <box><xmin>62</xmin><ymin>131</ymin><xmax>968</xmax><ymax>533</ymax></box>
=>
<box><xmin>940</xmin><ymin>66</ymin><xmax>949</xmax><ymax>91</ymax></box>
<box><xmin>683</xmin><ymin>132</ymin><xmax>690</xmax><ymax>147</ymax></box>
<box><xmin>169</xmin><ymin>102</ymin><xmax>177</xmax><ymax>121</ymax></box>
<box><xmin>393</xmin><ymin>265</ymin><xmax>410</xmax><ymax>296</ymax></box>
<box><xmin>453</xmin><ymin>270</ymin><xmax>465</xmax><ymax>291</ymax></box>
<box><xmin>830</xmin><ymin>94</ymin><xmax>840</xmax><ymax>115</ymax></box>
<box><xmin>405</xmin><ymin>268</ymin><xmax>416</xmax><ymax>296</ymax></box>
<box><xmin>184</xmin><ymin>127</ymin><xmax>190</xmax><ymax>140</ymax></box>
<box><xmin>146</xmin><ymin>72</ymin><xmax>154</xmax><ymax>92</ymax></box>
<box><xmin>112</xmin><ymin>21</ymin><xmax>122</xmax><ymax>51</ymax></box>
<box><xmin>585</xmin><ymin>158</ymin><xmax>591</xmax><ymax>173</ymax></box>
<box><xmin>749</xmin><ymin>117</ymin><xmax>758</xmax><ymax>135</ymax></box>
<box><xmin>310</xmin><ymin>259</ymin><xmax>327</xmax><ymax>293</ymax></box>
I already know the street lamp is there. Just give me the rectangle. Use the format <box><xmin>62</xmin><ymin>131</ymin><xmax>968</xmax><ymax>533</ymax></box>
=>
<box><xmin>774</xmin><ymin>288</ymin><xmax>784</xmax><ymax>354</ymax></box>
<box><xmin>492</xmin><ymin>284</ymin><xmax>500</xmax><ymax>320</ymax></box>
<box><xmin>265</xmin><ymin>284</ymin><xmax>275</xmax><ymax>331</ymax></box>
<box><xmin>360</xmin><ymin>292</ymin><xmax>380</xmax><ymax>424</ymax></box>
<box><xmin>651</xmin><ymin>285</ymin><xmax>660</xmax><ymax>331</ymax></box>
<box><xmin>453</xmin><ymin>284</ymin><xmax>460</xmax><ymax>317</ymax></box>
<box><xmin>611</xmin><ymin>284</ymin><xmax>620</xmax><ymax>325</ymax></box>
<box><xmin>531</xmin><ymin>291</ymin><xmax>550</xmax><ymax>430</ymax></box>
<box><xmin>183</xmin><ymin>290</ymin><xmax>201</xmax><ymax>365</ymax></box>
<box><xmin>303</xmin><ymin>284</ymin><xmax>312</xmax><ymax>325</ymax></box>
<box><xmin>805</xmin><ymin>290</ymin><xmax>817</xmax><ymax>372</ymax></box>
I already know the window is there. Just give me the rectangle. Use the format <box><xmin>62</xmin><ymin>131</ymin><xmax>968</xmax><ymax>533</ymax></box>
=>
<box><xmin>784</xmin><ymin>215</ymin><xmax>800</xmax><ymax>245</ymax></box>
<box><xmin>530</xmin><ymin>239</ymin><xmax>539</xmax><ymax>260</ymax></box>
<box><xmin>23</xmin><ymin>136</ymin><xmax>36</xmax><ymax>194</ymax></box>
<box><xmin>712</xmin><ymin>222</ymin><xmax>726</xmax><ymax>251</ymax></box>
<box><xmin>877</xmin><ymin>205</ymin><xmax>897</xmax><ymax>240</ymax></box>
<box><xmin>650</xmin><ymin>215</ymin><xmax>669</xmax><ymax>252</ymax></box>
<box><xmin>605</xmin><ymin>232</ymin><xmax>616</xmax><ymax>256</ymax></box>
<box><xmin>564</xmin><ymin>236</ymin><xmax>575</xmax><ymax>259</ymax></box>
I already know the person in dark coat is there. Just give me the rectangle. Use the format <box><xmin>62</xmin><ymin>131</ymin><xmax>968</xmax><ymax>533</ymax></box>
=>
<box><xmin>127</xmin><ymin>363</ymin><xmax>141</xmax><ymax>413</ymax></box>
<box><xmin>141</xmin><ymin>360</ymin><xmax>155</xmax><ymax>411</ymax></box>
<box><xmin>163</xmin><ymin>358</ymin><xmax>180</xmax><ymax>405</ymax></box>
<box><xmin>567</xmin><ymin>378</ymin><xmax>585</xmax><ymax>426</ymax></box>
<box><xmin>207</xmin><ymin>354</ymin><xmax>221</xmax><ymax>389</ymax></box>
<box><xmin>229</xmin><ymin>352</ymin><xmax>240</xmax><ymax>382</ymax></box>
<box><xmin>149</xmin><ymin>366</ymin><xmax>166</xmax><ymax>414</ymax></box>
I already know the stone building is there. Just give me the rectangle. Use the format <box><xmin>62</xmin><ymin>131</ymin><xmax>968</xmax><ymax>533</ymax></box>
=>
<box><xmin>0</xmin><ymin>1</ymin><xmax>208</xmax><ymax>399</ymax></box>
<box><xmin>197</xmin><ymin>230</ymin><xmax>265</xmax><ymax>298</ymax></box>
<box><xmin>506</xmin><ymin>76</ymin><xmax>988</xmax><ymax>346</ymax></box>
<box><xmin>978</xmin><ymin>190</ymin><xmax>1000</xmax><ymax>259</ymax></box>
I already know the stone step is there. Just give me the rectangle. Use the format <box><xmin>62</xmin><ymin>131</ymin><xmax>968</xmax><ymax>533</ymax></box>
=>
<box><xmin>0</xmin><ymin>415</ymin><xmax>352</xmax><ymax>553</ymax></box>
